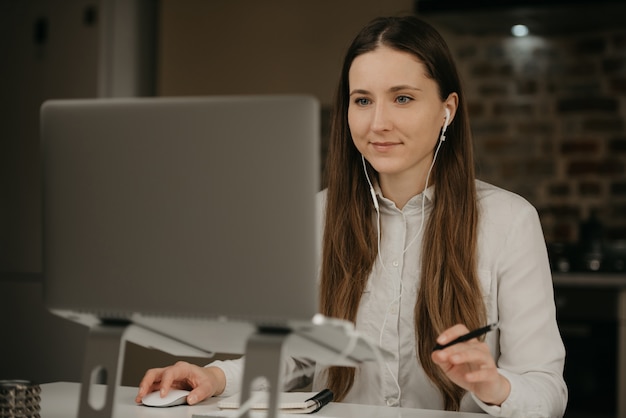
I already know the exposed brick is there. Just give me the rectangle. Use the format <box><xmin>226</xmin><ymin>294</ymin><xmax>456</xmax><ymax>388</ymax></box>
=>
<box><xmin>602</xmin><ymin>159</ymin><xmax>625</xmax><ymax>176</ymax></box>
<box><xmin>470</xmin><ymin>121</ymin><xmax>508</xmax><ymax>136</ymax></box>
<box><xmin>492</xmin><ymin>102</ymin><xmax>534</xmax><ymax>116</ymax></box>
<box><xmin>542</xmin><ymin>204</ymin><xmax>581</xmax><ymax>219</ymax></box>
<box><xmin>478</xmin><ymin>83</ymin><xmax>508</xmax><ymax>96</ymax></box>
<box><xmin>567</xmin><ymin>159</ymin><xmax>625</xmax><ymax>176</ymax></box>
<box><xmin>603</xmin><ymin>57</ymin><xmax>626</xmax><ymax>74</ymax></box>
<box><xmin>560</xmin><ymin>139</ymin><xmax>600</xmax><ymax>155</ymax></box>
<box><xmin>578</xmin><ymin>181</ymin><xmax>602</xmax><ymax>196</ymax></box>
<box><xmin>482</xmin><ymin>138</ymin><xmax>510</xmax><ymax>154</ymax></box>
<box><xmin>557</xmin><ymin>97</ymin><xmax>618</xmax><ymax>112</ymax></box>
<box><xmin>470</xmin><ymin>62</ymin><xmax>512</xmax><ymax>78</ymax></box>
<box><xmin>515</xmin><ymin>184</ymin><xmax>538</xmax><ymax>202</ymax></box>
<box><xmin>561</xmin><ymin>61</ymin><xmax>598</xmax><ymax>77</ymax></box>
<box><xmin>606</xmin><ymin>226</ymin><xmax>626</xmax><ymax>241</ymax></box>
<box><xmin>609</xmin><ymin>138</ymin><xmax>626</xmax><ymax>153</ymax></box>
<box><xmin>574</xmin><ymin>37</ymin><xmax>607</xmax><ymax>55</ymax></box>
<box><xmin>609</xmin><ymin>77</ymin><xmax>626</xmax><ymax>94</ymax></box>
<box><xmin>548</xmin><ymin>182</ymin><xmax>571</xmax><ymax>197</ymax></box>
<box><xmin>450</xmin><ymin>29</ymin><xmax>625</xmax><ymax>240</ymax></box>
<box><xmin>476</xmin><ymin>162</ymin><xmax>496</xmax><ymax>179</ymax></box>
<box><xmin>520</xmin><ymin>62</ymin><xmax>542</xmax><ymax>77</ymax></box>
<box><xmin>608</xmin><ymin>203</ymin><xmax>626</xmax><ymax>222</ymax></box>
<box><xmin>612</xmin><ymin>32</ymin><xmax>626</xmax><ymax>49</ymax></box>
<box><xmin>471</xmin><ymin>62</ymin><xmax>498</xmax><ymax>77</ymax></box>
<box><xmin>499</xmin><ymin>160</ymin><xmax>524</xmax><ymax>178</ymax></box>
<box><xmin>532</xmin><ymin>46</ymin><xmax>560</xmax><ymax>60</ymax></box>
<box><xmin>545</xmin><ymin>222</ymin><xmax>577</xmax><ymax>242</ymax></box>
<box><xmin>499</xmin><ymin>64</ymin><xmax>513</xmax><ymax>77</ymax></box>
<box><xmin>582</xmin><ymin>117</ymin><xmax>624</xmax><ymax>133</ymax></box>
<box><xmin>466</xmin><ymin>101</ymin><xmax>486</xmax><ymax>117</ymax></box>
<box><xmin>517</xmin><ymin>122</ymin><xmax>554</xmax><ymax>135</ymax></box>
<box><xmin>456</xmin><ymin>45</ymin><xmax>478</xmax><ymax>60</ymax></box>
<box><xmin>540</xmin><ymin>137</ymin><xmax>554</xmax><ymax>154</ymax></box>
<box><xmin>525</xmin><ymin>160</ymin><xmax>556</xmax><ymax>177</ymax></box>
<box><xmin>611</xmin><ymin>182</ymin><xmax>626</xmax><ymax>195</ymax></box>
<box><xmin>567</xmin><ymin>160</ymin><xmax>598</xmax><ymax>176</ymax></box>
<box><xmin>516</xmin><ymin>79</ymin><xmax>539</xmax><ymax>95</ymax></box>
<box><xmin>482</xmin><ymin>138</ymin><xmax>531</xmax><ymax>156</ymax></box>
<box><xmin>550</xmin><ymin>80</ymin><xmax>602</xmax><ymax>95</ymax></box>
<box><xmin>486</xmin><ymin>44</ymin><xmax>505</xmax><ymax>59</ymax></box>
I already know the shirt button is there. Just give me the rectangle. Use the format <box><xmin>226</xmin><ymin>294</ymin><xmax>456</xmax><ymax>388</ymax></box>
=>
<box><xmin>392</xmin><ymin>260</ymin><xmax>399</xmax><ymax>267</ymax></box>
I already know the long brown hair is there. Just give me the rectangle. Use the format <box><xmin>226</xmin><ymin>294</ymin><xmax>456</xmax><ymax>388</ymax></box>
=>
<box><xmin>320</xmin><ymin>16</ymin><xmax>486</xmax><ymax>410</ymax></box>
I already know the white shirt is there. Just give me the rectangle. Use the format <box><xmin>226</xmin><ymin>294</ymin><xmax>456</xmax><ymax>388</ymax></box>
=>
<box><xmin>211</xmin><ymin>180</ymin><xmax>567</xmax><ymax>417</ymax></box>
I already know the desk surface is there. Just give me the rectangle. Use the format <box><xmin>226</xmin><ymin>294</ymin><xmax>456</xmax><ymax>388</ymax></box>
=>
<box><xmin>552</xmin><ymin>272</ymin><xmax>626</xmax><ymax>288</ymax></box>
<box><xmin>40</xmin><ymin>382</ymin><xmax>486</xmax><ymax>418</ymax></box>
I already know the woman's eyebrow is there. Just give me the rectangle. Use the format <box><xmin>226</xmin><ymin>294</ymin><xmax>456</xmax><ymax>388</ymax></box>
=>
<box><xmin>349</xmin><ymin>85</ymin><xmax>422</xmax><ymax>96</ymax></box>
<box><xmin>388</xmin><ymin>85</ymin><xmax>421</xmax><ymax>93</ymax></box>
<box><xmin>349</xmin><ymin>89</ymin><xmax>370</xmax><ymax>96</ymax></box>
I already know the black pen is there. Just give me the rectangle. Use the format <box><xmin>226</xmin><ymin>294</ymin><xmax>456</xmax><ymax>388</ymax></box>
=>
<box><xmin>305</xmin><ymin>389</ymin><xmax>334</xmax><ymax>412</ymax></box>
<box><xmin>433</xmin><ymin>322</ymin><xmax>499</xmax><ymax>351</ymax></box>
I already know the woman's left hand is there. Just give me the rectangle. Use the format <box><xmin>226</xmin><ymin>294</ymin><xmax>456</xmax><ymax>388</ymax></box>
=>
<box><xmin>431</xmin><ymin>324</ymin><xmax>511</xmax><ymax>406</ymax></box>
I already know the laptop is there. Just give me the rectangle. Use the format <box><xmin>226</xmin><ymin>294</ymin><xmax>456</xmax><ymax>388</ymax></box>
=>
<box><xmin>41</xmin><ymin>96</ymin><xmax>388</xmax><ymax>418</ymax></box>
<box><xmin>41</xmin><ymin>96</ymin><xmax>319</xmax><ymax>322</ymax></box>
<box><xmin>41</xmin><ymin>95</ymin><xmax>384</xmax><ymax>360</ymax></box>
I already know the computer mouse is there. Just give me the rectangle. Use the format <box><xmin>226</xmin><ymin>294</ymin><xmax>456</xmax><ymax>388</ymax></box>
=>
<box><xmin>141</xmin><ymin>389</ymin><xmax>190</xmax><ymax>407</ymax></box>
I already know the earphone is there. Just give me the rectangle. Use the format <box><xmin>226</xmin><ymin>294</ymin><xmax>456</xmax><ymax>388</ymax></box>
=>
<box><xmin>363</xmin><ymin>108</ymin><xmax>450</xmax><ymax>211</ymax></box>
<box><xmin>362</xmin><ymin>155</ymin><xmax>379</xmax><ymax>211</ymax></box>
<box><xmin>440</xmin><ymin>108</ymin><xmax>450</xmax><ymax>142</ymax></box>
<box><xmin>358</xmin><ymin>108</ymin><xmax>450</xmax><ymax>404</ymax></box>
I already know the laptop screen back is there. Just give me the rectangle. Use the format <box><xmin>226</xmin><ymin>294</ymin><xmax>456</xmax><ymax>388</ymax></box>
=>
<box><xmin>41</xmin><ymin>96</ymin><xmax>320</xmax><ymax>328</ymax></box>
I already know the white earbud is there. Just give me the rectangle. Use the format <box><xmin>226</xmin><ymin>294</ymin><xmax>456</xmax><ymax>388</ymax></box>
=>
<box><xmin>440</xmin><ymin>108</ymin><xmax>450</xmax><ymax>142</ymax></box>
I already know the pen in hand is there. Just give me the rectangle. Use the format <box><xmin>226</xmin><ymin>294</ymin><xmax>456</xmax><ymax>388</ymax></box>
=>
<box><xmin>433</xmin><ymin>322</ymin><xmax>499</xmax><ymax>351</ymax></box>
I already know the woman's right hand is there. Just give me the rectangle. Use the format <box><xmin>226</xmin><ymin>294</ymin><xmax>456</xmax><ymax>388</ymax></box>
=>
<box><xmin>135</xmin><ymin>361</ymin><xmax>226</xmax><ymax>405</ymax></box>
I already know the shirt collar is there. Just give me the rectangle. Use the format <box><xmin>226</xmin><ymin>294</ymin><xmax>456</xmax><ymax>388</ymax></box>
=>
<box><xmin>373</xmin><ymin>180</ymin><xmax>435</xmax><ymax>212</ymax></box>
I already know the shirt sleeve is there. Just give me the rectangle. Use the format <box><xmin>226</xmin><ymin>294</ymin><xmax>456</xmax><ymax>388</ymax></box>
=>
<box><xmin>477</xmin><ymin>198</ymin><xmax>568</xmax><ymax>417</ymax></box>
<box><xmin>206</xmin><ymin>358</ymin><xmax>246</xmax><ymax>397</ymax></box>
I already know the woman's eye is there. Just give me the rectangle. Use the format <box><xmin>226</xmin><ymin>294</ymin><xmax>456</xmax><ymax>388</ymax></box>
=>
<box><xmin>355</xmin><ymin>98</ymin><xmax>370</xmax><ymax>106</ymax></box>
<box><xmin>396</xmin><ymin>95</ymin><xmax>412</xmax><ymax>104</ymax></box>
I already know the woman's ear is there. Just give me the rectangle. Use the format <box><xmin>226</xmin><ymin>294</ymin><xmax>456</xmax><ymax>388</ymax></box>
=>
<box><xmin>443</xmin><ymin>92</ymin><xmax>459</xmax><ymax>127</ymax></box>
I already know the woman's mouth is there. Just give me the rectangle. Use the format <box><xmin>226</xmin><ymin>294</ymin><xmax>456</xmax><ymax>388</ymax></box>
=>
<box><xmin>371</xmin><ymin>141</ymin><xmax>400</xmax><ymax>152</ymax></box>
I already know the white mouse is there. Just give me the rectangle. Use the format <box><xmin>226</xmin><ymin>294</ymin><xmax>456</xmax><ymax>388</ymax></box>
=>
<box><xmin>141</xmin><ymin>389</ymin><xmax>190</xmax><ymax>407</ymax></box>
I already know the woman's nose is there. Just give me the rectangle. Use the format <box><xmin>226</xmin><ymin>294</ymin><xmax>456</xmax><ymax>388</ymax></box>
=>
<box><xmin>371</xmin><ymin>104</ymin><xmax>392</xmax><ymax>132</ymax></box>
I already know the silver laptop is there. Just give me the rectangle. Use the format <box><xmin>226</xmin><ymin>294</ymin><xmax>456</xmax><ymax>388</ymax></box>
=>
<box><xmin>41</xmin><ymin>96</ymin><xmax>388</xmax><ymax>418</ymax></box>
<box><xmin>41</xmin><ymin>95</ymin><xmax>320</xmax><ymax>326</ymax></box>
<box><xmin>41</xmin><ymin>95</ymin><xmax>384</xmax><ymax>360</ymax></box>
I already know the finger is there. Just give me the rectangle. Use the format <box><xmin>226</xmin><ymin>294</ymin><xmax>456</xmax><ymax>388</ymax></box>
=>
<box><xmin>158</xmin><ymin>368</ymin><xmax>179</xmax><ymax>396</ymax></box>
<box><xmin>465</xmin><ymin>366</ymin><xmax>498</xmax><ymax>383</ymax></box>
<box><xmin>447</xmin><ymin>345</ymin><xmax>490</xmax><ymax>365</ymax></box>
<box><xmin>135</xmin><ymin>368</ymin><xmax>164</xmax><ymax>402</ymax></box>
<box><xmin>431</xmin><ymin>348</ymin><xmax>460</xmax><ymax>375</ymax></box>
<box><xmin>187</xmin><ymin>385</ymin><xmax>211</xmax><ymax>406</ymax></box>
<box><xmin>182</xmin><ymin>366</ymin><xmax>216</xmax><ymax>405</ymax></box>
<box><xmin>159</xmin><ymin>361</ymin><xmax>194</xmax><ymax>395</ymax></box>
<box><xmin>431</xmin><ymin>347</ymin><xmax>451</xmax><ymax>364</ymax></box>
<box><xmin>435</xmin><ymin>324</ymin><xmax>470</xmax><ymax>347</ymax></box>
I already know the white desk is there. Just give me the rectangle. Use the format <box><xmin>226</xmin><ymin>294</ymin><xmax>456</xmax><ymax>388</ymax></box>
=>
<box><xmin>40</xmin><ymin>382</ymin><xmax>487</xmax><ymax>418</ymax></box>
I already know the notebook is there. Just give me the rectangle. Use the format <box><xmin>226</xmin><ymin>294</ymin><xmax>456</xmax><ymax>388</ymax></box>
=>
<box><xmin>217</xmin><ymin>390</ymin><xmax>333</xmax><ymax>414</ymax></box>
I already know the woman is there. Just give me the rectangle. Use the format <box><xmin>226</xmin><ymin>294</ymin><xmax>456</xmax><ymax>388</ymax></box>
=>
<box><xmin>136</xmin><ymin>16</ymin><xmax>567</xmax><ymax>416</ymax></box>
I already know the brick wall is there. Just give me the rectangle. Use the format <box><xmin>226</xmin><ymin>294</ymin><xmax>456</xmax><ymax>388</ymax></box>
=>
<box><xmin>449</xmin><ymin>29</ymin><xmax>626</xmax><ymax>243</ymax></box>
